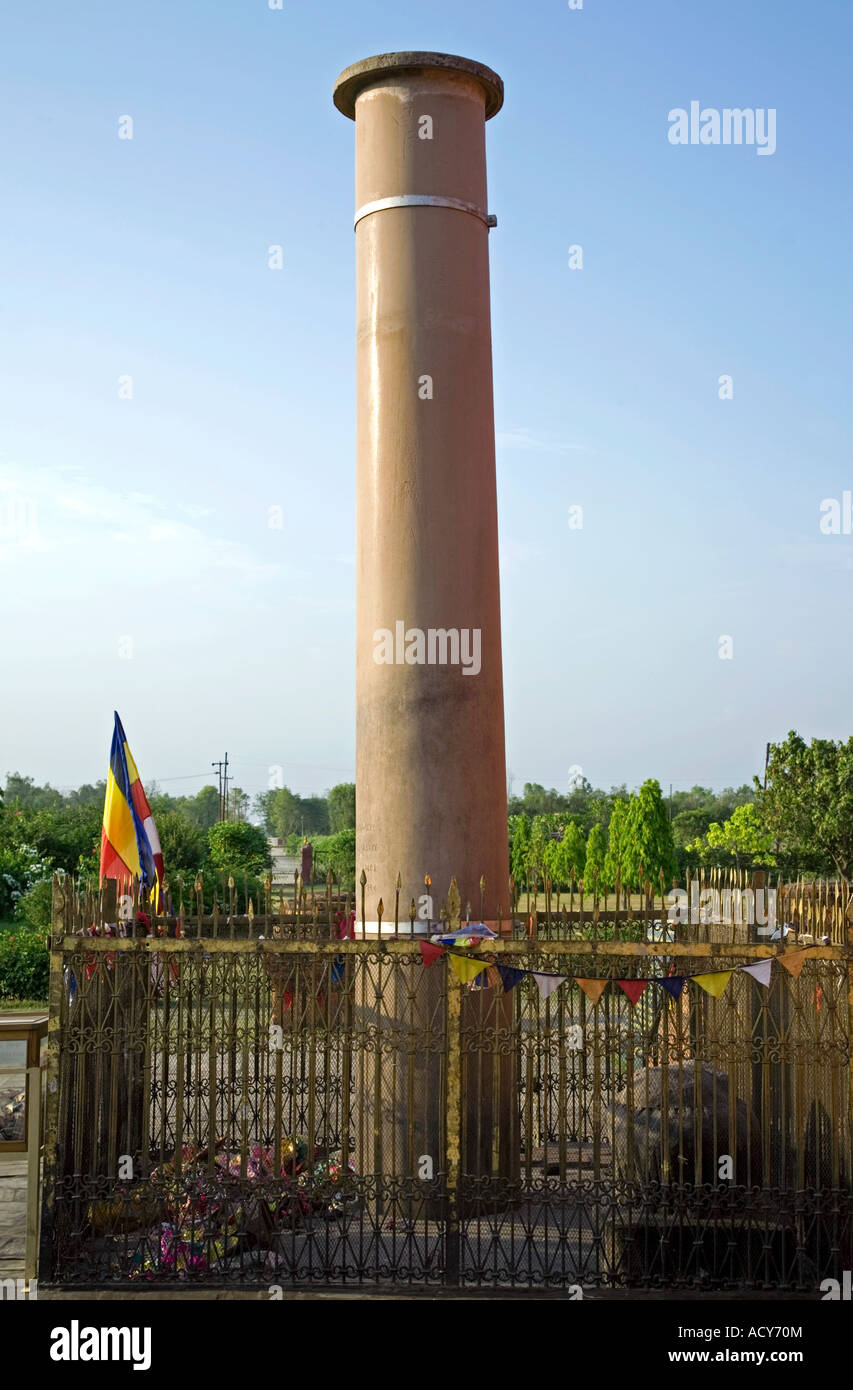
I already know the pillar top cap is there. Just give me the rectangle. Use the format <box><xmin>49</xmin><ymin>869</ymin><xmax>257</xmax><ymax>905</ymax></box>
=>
<box><xmin>333</xmin><ymin>51</ymin><xmax>503</xmax><ymax>121</ymax></box>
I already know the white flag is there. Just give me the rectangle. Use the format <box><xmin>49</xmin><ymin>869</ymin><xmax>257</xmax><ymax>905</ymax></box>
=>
<box><xmin>741</xmin><ymin>959</ymin><xmax>772</xmax><ymax>988</ymax></box>
<box><xmin>532</xmin><ymin>972</ymin><xmax>567</xmax><ymax>1000</ymax></box>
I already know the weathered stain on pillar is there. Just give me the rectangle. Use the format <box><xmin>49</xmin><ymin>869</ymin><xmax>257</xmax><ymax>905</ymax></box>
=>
<box><xmin>334</xmin><ymin>52</ymin><xmax>509</xmax><ymax>931</ymax></box>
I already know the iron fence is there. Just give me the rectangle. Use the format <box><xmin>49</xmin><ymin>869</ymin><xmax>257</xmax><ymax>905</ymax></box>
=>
<box><xmin>39</xmin><ymin>874</ymin><xmax>853</xmax><ymax>1292</ymax></box>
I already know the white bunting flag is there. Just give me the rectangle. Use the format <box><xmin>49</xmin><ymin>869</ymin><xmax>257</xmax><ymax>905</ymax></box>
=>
<box><xmin>741</xmin><ymin>959</ymin><xmax>773</xmax><ymax>988</ymax></box>
<box><xmin>532</xmin><ymin>972</ymin><xmax>567</xmax><ymax>1000</ymax></box>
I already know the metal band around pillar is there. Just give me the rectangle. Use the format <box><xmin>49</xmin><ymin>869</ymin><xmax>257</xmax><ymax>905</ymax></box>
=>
<box><xmin>354</xmin><ymin>194</ymin><xmax>497</xmax><ymax>230</ymax></box>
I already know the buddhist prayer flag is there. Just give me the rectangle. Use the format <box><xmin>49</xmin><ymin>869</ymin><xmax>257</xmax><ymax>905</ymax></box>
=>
<box><xmin>617</xmin><ymin>980</ymin><xmax>649</xmax><ymax>1006</ymax></box>
<box><xmin>472</xmin><ymin>964</ymin><xmax>502</xmax><ymax>990</ymax></box>
<box><xmin>576</xmin><ymin>978</ymin><xmax>608</xmax><ymax>1005</ymax></box>
<box><xmin>496</xmin><ymin>965</ymin><xmax>526</xmax><ymax>993</ymax></box>
<box><xmin>448</xmin><ymin>954</ymin><xmax>486</xmax><ymax>985</ymax></box>
<box><xmin>779</xmin><ymin>950</ymin><xmax>811</xmax><ymax>979</ymax></box>
<box><xmin>532</xmin><ymin>972</ymin><xmax>567</xmax><ymax>1000</ymax></box>
<box><xmin>740</xmin><ymin>959</ymin><xmax>773</xmax><ymax>988</ymax></box>
<box><xmin>654</xmin><ymin>976</ymin><xmax>686</xmax><ymax>1000</ymax></box>
<box><xmin>419</xmin><ymin>941</ymin><xmax>445</xmax><ymax>968</ymax></box>
<box><xmin>99</xmin><ymin>712</ymin><xmax>164</xmax><ymax>908</ymax></box>
<box><xmin>693</xmin><ymin>970</ymin><xmax>733</xmax><ymax>999</ymax></box>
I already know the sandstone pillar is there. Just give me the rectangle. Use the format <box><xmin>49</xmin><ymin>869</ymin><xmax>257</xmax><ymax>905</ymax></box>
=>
<box><xmin>334</xmin><ymin>53</ymin><xmax>515</xmax><ymax>1205</ymax></box>
<box><xmin>334</xmin><ymin>52</ymin><xmax>509</xmax><ymax>932</ymax></box>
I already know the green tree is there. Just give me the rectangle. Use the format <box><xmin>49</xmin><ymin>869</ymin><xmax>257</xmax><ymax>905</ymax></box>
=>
<box><xmin>583</xmin><ymin>822</ymin><xmax>607</xmax><ymax>890</ymax></box>
<box><xmin>67</xmin><ymin>781</ymin><xmax>106</xmax><ymax>808</ymax></box>
<box><xmin>15</xmin><ymin>877</ymin><xmax>54</xmax><ymax>930</ymax></box>
<box><xmin>557</xmin><ymin>820</ymin><xmax>587</xmax><ymax>888</ymax></box>
<box><xmin>527</xmin><ymin>816</ymin><xmax>551</xmax><ymax>884</ymax></box>
<box><xmin>207</xmin><ymin>821</ymin><xmax>271</xmax><ymax>878</ymax></box>
<box><xmin>300</xmin><ymin>796</ymin><xmax>330</xmax><ymax>835</ymax></box>
<box><xmin>187</xmin><ymin>785</ymin><xmax>221</xmax><ymax>831</ymax></box>
<box><xmin>687</xmin><ymin>802</ymin><xmax>775</xmax><ymax>869</ymax></box>
<box><xmin>622</xmin><ymin>779</ymin><xmax>676</xmax><ymax>891</ymax></box>
<box><xmin>228</xmin><ymin>787</ymin><xmax>250</xmax><ymax>822</ymax></box>
<box><xmin>671</xmin><ymin>807</ymin><xmax>716</xmax><ymax>848</ymax></box>
<box><xmin>543</xmin><ymin>836</ymin><xmax>561</xmax><ymax>888</ymax></box>
<box><xmin>267</xmin><ymin>788</ymin><xmax>302</xmax><ymax>838</ymax></box>
<box><xmin>11</xmin><ymin>804</ymin><xmax>101</xmax><ymax>876</ymax></box>
<box><xmin>3</xmin><ymin>774</ymin><xmax>62</xmax><ymax>810</ymax></box>
<box><xmin>756</xmin><ymin>731</ymin><xmax>853</xmax><ymax>878</ymax></box>
<box><xmin>157</xmin><ymin>811</ymin><xmax>209</xmax><ymax>878</ymax></box>
<box><xmin>313</xmin><ymin>829</ymin><xmax>356</xmax><ymax>888</ymax></box>
<box><xmin>510</xmin><ymin>814</ymin><xmax>531</xmax><ymax>887</ymax></box>
<box><xmin>327</xmin><ymin>783</ymin><xmax>356</xmax><ymax>832</ymax></box>
<box><xmin>604</xmin><ymin>797</ymin><xmax>629</xmax><ymax>889</ymax></box>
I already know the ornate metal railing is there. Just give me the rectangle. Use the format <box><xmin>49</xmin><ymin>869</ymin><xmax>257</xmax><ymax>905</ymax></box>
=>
<box><xmin>39</xmin><ymin>876</ymin><xmax>853</xmax><ymax>1291</ymax></box>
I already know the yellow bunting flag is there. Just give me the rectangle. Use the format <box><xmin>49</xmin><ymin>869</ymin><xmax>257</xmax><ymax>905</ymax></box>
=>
<box><xmin>449</xmin><ymin>954</ymin><xmax>486</xmax><ymax>986</ymax></box>
<box><xmin>576</xmin><ymin>978</ymin><xmax>607</xmax><ymax>1005</ymax></box>
<box><xmin>692</xmin><ymin>970</ymin><xmax>733</xmax><ymax>998</ymax></box>
<box><xmin>779</xmin><ymin>950</ymin><xmax>812</xmax><ymax>979</ymax></box>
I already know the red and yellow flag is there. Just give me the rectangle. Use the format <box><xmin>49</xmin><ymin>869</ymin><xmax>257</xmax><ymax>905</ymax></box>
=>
<box><xmin>99</xmin><ymin>712</ymin><xmax>164</xmax><ymax>908</ymax></box>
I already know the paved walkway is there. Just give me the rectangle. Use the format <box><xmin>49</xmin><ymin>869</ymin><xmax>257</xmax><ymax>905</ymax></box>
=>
<box><xmin>0</xmin><ymin>1156</ymin><xmax>27</xmax><ymax>1279</ymax></box>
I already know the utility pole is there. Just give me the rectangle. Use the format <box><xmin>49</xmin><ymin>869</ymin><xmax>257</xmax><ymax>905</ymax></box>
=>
<box><xmin>211</xmin><ymin>753</ymin><xmax>230</xmax><ymax>822</ymax></box>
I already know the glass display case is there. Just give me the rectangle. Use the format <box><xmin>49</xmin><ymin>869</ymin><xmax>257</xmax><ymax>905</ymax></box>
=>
<box><xmin>0</xmin><ymin>1014</ymin><xmax>47</xmax><ymax>1152</ymax></box>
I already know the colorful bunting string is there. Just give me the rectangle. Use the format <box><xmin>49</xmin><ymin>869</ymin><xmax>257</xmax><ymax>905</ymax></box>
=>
<box><xmin>422</xmin><ymin>943</ymin><xmax>820</xmax><ymax>1006</ymax></box>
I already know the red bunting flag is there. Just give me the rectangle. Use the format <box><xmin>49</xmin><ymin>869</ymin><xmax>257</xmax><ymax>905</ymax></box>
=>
<box><xmin>419</xmin><ymin>941</ymin><xmax>445</xmax><ymax>968</ymax></box>
<box><xmin>617</xmin><ymin>980</ymin><xmax>649</xmax><ymax>1006</ymax></box>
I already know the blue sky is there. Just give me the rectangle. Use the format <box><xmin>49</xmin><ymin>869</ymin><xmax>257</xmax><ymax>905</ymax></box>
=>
<box><xmin>1</xmin><ymin>0</ymin><xmax>851</xmax><ymax>804</ymax></box>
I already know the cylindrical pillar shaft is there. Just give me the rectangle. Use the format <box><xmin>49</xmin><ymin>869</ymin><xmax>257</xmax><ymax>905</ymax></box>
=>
<box><xmin>335</xmin><ymin>52</ymin><xmax>509</xmax><ymax>930</ymax></box>
<box><xmin>334</xmin><ymin>54</ymin><xmax>515</xmax><ymax>1206</ymax></box>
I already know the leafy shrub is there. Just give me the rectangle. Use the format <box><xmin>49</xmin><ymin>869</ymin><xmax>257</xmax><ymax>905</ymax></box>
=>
<box><xmin>0</xmin><ymin>841</ymin><xmax>52</xmax><ymax>918</ymax></box>
<box><xmin>207</xmin><ymin>821</ymin><xmax>271</xmax><ymax>877</ymax></box>
<box><xmin>313</xmin><ymin>830</ymin><xmax>356</xmax><ymax>889</ymax></box>
<box><xmin>0</xmin><ymin>928</ymin><xmax>49</xmax><ymax>1001</ymax></box>
<box><xmin>15</xmin><ymin>877</ymin><xmax>53</xmax><ymax>930</ymax></box>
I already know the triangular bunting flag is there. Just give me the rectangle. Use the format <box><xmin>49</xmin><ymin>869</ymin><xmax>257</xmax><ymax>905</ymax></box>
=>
<box><xmin>419</xmin><ymin>941</ymin><xmax>445</xmax><ymax>968</ymax></box>
<box><xmin>617</xmin><ymin>980</ymin><xmax>649</xmax><ymax>1006</ymax></box>
<box><xmin>448</xmin><ymin>954</ymin><xmax>486</xmax><ymax>985</ymax></box>
<box><xmin>653</xmin><ymin>976</ymin><xmax>686</xmax><ymax>1000</ymax></box>
<box><xmin>779</xmin><ymin>950</ymin><xmax>811</xmax><ymax>979</ymax></box>
<box><xmin>693</xmin><ymin>970</ymin><xmax>733</xmax><ymax>998</ymax></box>
<box><xmin>471</xmin><ymin>963</ymin><xmax>501</xmax><ymax>990</ymax></box>
<box><xmin>576</xmin><ymin>978</ymin><xmax>607</xmax><ymax>1005</ymax></box>
<box><xmin>740</xmin><ymin>959</ymin><xmax>772</xmax><ymax>988</ymax></box>
<box><xmin>532</xmin><ymin>972</ymin><xmax>567</xmax><ymax>1000</ymax></box>
<box><xmin>496</xmin><ymin>964</ymin><xmax>526</xmax><ymax>993</ymax></box>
